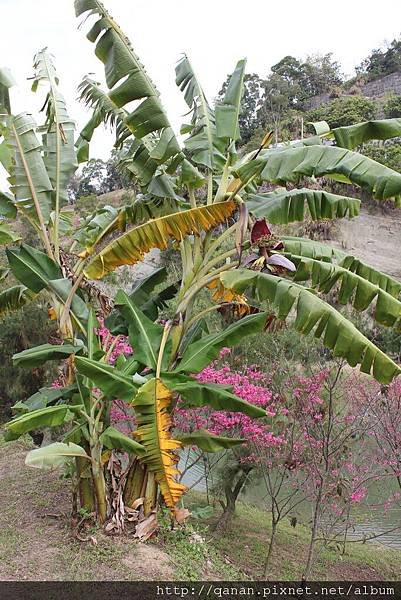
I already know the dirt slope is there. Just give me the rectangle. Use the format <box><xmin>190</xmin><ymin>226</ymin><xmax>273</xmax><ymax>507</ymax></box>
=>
<box><xmin>329</xmin><ymin>207</ymin><xmax>401</xmax><ymax>280</ymax></box>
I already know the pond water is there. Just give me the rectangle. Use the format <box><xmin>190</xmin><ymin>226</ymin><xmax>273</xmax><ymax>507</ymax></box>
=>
<box><xmin>180</xmin><ymin>455</ymin><xmax>401</xmax><ymax>549</ymax></box>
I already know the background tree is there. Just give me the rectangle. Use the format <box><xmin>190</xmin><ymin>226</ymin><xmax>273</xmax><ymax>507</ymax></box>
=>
<box><xmin>357</xmin><ymin>37</ymin><xmax>401</xmax><ymax>81</ymax></box>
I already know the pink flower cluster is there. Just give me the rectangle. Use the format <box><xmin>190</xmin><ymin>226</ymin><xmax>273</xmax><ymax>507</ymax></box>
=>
<box><xmin>173</xmin><ymin>358</ymin><xmax>286</xmax><ymax>458</ymax></box>
<box><xmin>95</xmin><ymin>318</ymin><xmax>133</xmax><ymax>364</ymax></box>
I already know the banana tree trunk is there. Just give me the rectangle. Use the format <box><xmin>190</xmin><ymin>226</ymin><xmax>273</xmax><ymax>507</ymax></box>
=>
<box><xmin>76</xmin><ymin>455</ymin><xmax>96</xmax><ymax>512</ymax></box>
<box><xmin>123</xmin><ymin>459</ymin><xmax>158</xmax><ymax>515</ymax></box>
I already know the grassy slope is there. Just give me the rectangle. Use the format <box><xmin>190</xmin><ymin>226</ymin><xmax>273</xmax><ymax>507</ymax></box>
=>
<box><xmin>0</xmin><ymin>437</ymin><xmax>400</xmax><ymax>581</ymax></box>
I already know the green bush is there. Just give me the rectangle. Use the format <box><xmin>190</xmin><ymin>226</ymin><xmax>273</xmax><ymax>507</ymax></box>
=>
<box><xmin>307</xmin><ymin>96</ymin><xmax>377</xmax><ymax>129</ymax></box>
<box><xmin>384</xmin><ymin>95</ymin><xmax>401</xmax><ymax>119</ymax></box>
<box><xmin>0</xmin><ymin>303</ymin><xmax>57</xmax><ymax>422</ymax></box>
<box><xmin>361</xmin><ymin>141</ymin><xmax>401</xmax><ymax>172</ymax></box>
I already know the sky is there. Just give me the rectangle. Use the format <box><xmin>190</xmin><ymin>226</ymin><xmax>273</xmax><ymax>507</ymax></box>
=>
<box><xmin>1</xmin><ymin>0</ymin><xmax>401</xmax><ymax>184</ymax></box>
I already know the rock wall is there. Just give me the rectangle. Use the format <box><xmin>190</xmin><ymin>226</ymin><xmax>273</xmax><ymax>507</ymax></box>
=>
<box><xmin>306</xmin><ymin>71</ymin><xmax>401</xmax><ymax>110</ymax></box>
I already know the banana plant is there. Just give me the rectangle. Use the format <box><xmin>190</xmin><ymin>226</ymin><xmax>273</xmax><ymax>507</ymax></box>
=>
<box><xmin>2</xmin><ymin>0</ymin><xmax>401</xmax><ymax>530</ymax></box>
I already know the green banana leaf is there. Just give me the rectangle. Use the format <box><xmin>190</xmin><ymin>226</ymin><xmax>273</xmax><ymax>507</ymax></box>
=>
<box><xmin>247</xmin><ymin>188</ymin><xmax>360</xmax><ymax>224</ymax></box>
<box><xmin>6</xmin><ymin>112</ymin><xmax>53</xmax><ymax>224</ymax></box>
<box><xmin>0</xmin><ymin>285</ymin><xmax>35</xmax><ymax>317</ymax></box>
<box><xmin>235</xmin><ymin>145</ymin><xmax>401</xmax><ymax>204</ymax></box>
<box><xmin>287</xmin><ymin>254</ymin><xmax>401</xmax><ymax>329</ymax></box>
<box><xmin>281</xmin><ymin>237</ymin><xmax>401</xmax><ymax>298</ymax></box>
<box><xmin>0</xmin><ymin>191</ymin><xmax>17</xmax><ymax>218</ymax></box>
<box><xmin>74</xmin><ymin>356</ymin><xmax>138</xmax><ymax>402</ymax></box>
<box><xmin>0</xmin><ymin>223</ymin><xmax>21</xmax><ymax>245</ymax></box>
<box><xmin>281</xmin><ymin>236</ymin><xmax>347</xmax><ymax>262</ymax></box>
<box><xmin>4</xmin><ymin>405</ymin><xmax>77</xmax><ymax>441</ymax></box>
<box><xmin>339</xmin><ymin>254</ymin><xmax>401</xmax><ymax>299</ymax></box>
<box><xmin>6</xmin><ymin>244</ymin><xmax>61</xmax><ymax>293</ymax></box>
<box><xmin>75</xmin><ymin>0</ymin><xmax>182</xmax><ymax>165</ymax></box>
<box><xmin>25</xmin><ymin>442</ymin><xmax>90</xmax><ymax>469</ymax></box>
<box><xmin>175</xmin><ymin>55</ymin><xmax>225</xmax><ymax>170</ymax></box>
<box><xmin>161</xmin><ymin>373</ymin><xmax>266</xmax><ymax>418</ymax></box>
<box><xmin>215</xmin><ymin>59</ymin><xmax>246</xmax><ymax>141</ymax></box>
<box><xmin>7</xmin><ymin>244</ymin><xmax>88</xmax><ymax>331</ymax></box>
<box><xmin>99</xmin><ymin>426</ymin><xmax>146</xmax><ymax>456</ymax></box>
<box><xmin>178</xmin><ymin>430</ymin><xmax>245</xmax><ymax>453</ymax></box>
<box><xmin>13</xmin><ymin>343</ymin><xmax>84</xmax><ymax>368</ymax></box>
<box><xmin>12</xmin><ymin>384</ymin><xmax>77</xmax><ymax>414</ymax></box>
<box><xmin>77</xmin><ymin>78</ymin><xmax>180</xmax><ymax>197</ymax></box>
<box><xmin>311</xmin><ymin>118</ymin><xmax>401</xmax><ymax>149</ymax></box>
<box><xmin>114</xmin><ymin>291</ymin><xmax>169</xmax><ymax>370</ymax></box>
<box><xmin>220</xmin><ymin>269</ymin><xmax>401</xmax><ymax>384</ymax></box>
<box><xmin>32</xmin><ymin>48</ymin><xmax>78</xmax><ymax>208</ymax></box>
<box><xmin>176</xmin><ymin>312</ymin><xmax>267</xmax><ymax>373</ymax></box>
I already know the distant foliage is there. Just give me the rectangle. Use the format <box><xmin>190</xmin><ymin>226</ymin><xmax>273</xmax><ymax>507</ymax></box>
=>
<box><xmin>307</xmin><ymin>96</ymin><xmax>378</xmax><ymax>129</ymax></box>
<box><xmin>0</xmin><ymin>303</ymin><xmax>57</xmax><ymax>421</ymax></box>
<box><xmin>361</xmin><ymin>141</ymin><xmax>401</xmax><ymax>173</ymax></box>
<box><xmin>68</xmin><ymin>151</ymin><xmax>136</xmax><ymax>201</ymax></box>
<box><xmin>218</xmin><ymin>53</ymin><xmax>342</xmax><ymax>144</ymax></box>
<box><xmin>357</xmin><ymin>37</ymin><xmax>401</xmax><ymax>81</ymax></box>
<box><xmin>384</xmin><ymin>94</ymin><xmax>401</xmax><ymax>118</ymax></box>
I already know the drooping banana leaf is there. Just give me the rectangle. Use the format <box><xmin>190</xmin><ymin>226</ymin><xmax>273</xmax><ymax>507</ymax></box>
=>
<box><xmin>6</xmin><ymin>243</ymin><xmax>61</xmax><ymax>292</ymax></box>
<box><xmin>74</xmin><ymin>197</ymin><xmax>187</xmax><ymax>255</ymax></box>
<box><xmin>12</xmin><ymin>384</ymin><xmax>77</xmax><ymax>414</ymax></box>
<box><xmin>99</xmin><ymin>426</ymin><xmax>146</xmax><ymax>456</ymax></box>
<box><xmin>235</xmin><ymin>145</ymin><xmax>401</xmax><ymax>204</ymax></box>
<box><xmin>77</xmin><ymin>77</ymin><xmax>176</xmax><ymax>191</ymax></box>
<box><xmin>176</xmin><ymin>312</ymin><xmax>267</xmax><ymax>374</ymax></box>
<box><xmin>13</xmin><ymin>342</ymin><xmax>84</xmax><ymax>368</ymax></box>
<box><xmin>25</xmin><ymin>442</ymin><xmax>89</xmax><ymax>469</ymax></box>
<box><xmin>0</xmin><ymin>285</ymin><xmax>35</xmax><ymax>317</ymax></box>
<box><xmin>75</xmin><ymin>356</ymin><xmax>138</xmax><ymax>402</ymax></box>
<box><xmin>161</xmin><ymin>373</ymin><xmax>266</xmax><ymax>417</ymax></box>
<box><xmin>132</xmin><ymin>378</ymin><xmax>186</xmax><ymax>511</ymax></box>
<box><xmin>281</xmin><ymin>237</ymin><xmax>401</xmax><ymax>298</ymax></box>
<box><xmin>175</xmin><ymin>55</ymin><xmax>225</xmax><ymax>170</ymax></box>
<box><xmin>286</xmin><ymin>254</ymin><xmax>401</xmax><ymax>329</ymax></box>
<box><xmin>220</xmin><ymin>269</ymin><xmax>401</xmax><ymax>384</ymax></box>
<box><xmin>117</xmin><ymin>139</ymin><xmax>181</xmax><ymax>198</ymax></box>
<box><xmin>339</xmin><ymin>254</ymin><xmax>401</xmax><ymax>299</ymax></box>
<box><xmin>84</xmin><ymin>200</ymin><xmax>237</xmax><ymax>279</ymax></box>
<box><xmin>32</xmin><ymin>49</ymin><xmax>78</xmax><ymax>210</ymax></box>
<box><xmin>4</xmin><ymin>405</ymin><xmax>77</xmax><ymax>441</ymax></box>
<box><xmin>247</xmin><ymin>188</ymin><xmax>360</xmax><ymax>224</ymax></box>
<box><xmin>311</xmin><ymin>118</ymin><xmax>401</xmax><ymax>150</ymax></box>
<box><xmin>215</xmin><ymin>59</ymin><xmax>246</xmax><ymax>141</ymax></box>
<box><xmin>178</xmin><ymin>430</ymin><xmax>245</xmax><ymax>453</ymax></box>
<box><xmin>281</xmin><ymin>236</ymin><xmax>347</xmax><ymax>263</ymax></box>
<box><xmin>7</xmin><ymin>244</ymin><xmax>88</xmax><ymax>331</ymax></box>
<box><xmin>75</xmin><ymin>0</ymin><xmax>182</xmax><ymax>166</ymax></box>
<box><xmin>5</xmin><ymin>112</ymin><xmax>53</xmax><ymax>223</ymax></box>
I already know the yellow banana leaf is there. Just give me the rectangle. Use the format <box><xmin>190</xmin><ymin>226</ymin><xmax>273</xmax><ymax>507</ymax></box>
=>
<box><xmin>132</xmin><ymin>378</ymin><xmax>186</xmax><ymax>513</ymax></box>
<box><xmin>84</xmin><ymin>201</ymin><xmax>236</xmax><ymax>279</ymax></box>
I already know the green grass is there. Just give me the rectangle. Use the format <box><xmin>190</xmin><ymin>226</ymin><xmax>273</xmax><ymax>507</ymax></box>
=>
<box><xmin>0</xmin><ymin>437</ymin><xmax>400</xmax><ymax>581</ymax></box>
<box><xmin>181</xmin><ymin>492</ymin><xmax>401</xmax><ymax>580</ymax></box>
